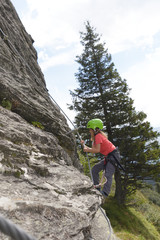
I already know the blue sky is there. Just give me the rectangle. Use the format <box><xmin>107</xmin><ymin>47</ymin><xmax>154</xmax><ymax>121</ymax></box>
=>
<box><xmin>11</xmin><ymin>0</ymin><xmax>160</xmax><ymax>129</ymax></box>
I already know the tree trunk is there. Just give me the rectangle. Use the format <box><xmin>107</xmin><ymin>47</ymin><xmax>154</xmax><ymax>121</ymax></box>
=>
<box><xmin>114</xmin><ymin>168</ymin><xmax>126</xmax><ymax>205</ymax></box>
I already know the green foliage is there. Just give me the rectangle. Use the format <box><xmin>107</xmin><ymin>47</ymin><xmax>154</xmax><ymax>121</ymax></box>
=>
<box><xmin>141</xmin><ymin>187</ymin><xmax>160</xmax><ymax>206</ymax></box>
<box><xmin>69</xmin><ymin>21</ymin><xmax>160</xmax><ymax>204</ymax></box>
<box><xmin>1</xmin><ymin>98</ymin><xmax>12</xmax><ymax>110</ymax></box>
<box><xmin>131</xmin><ymin>189</ymin><xmax>160</xmax><ymax>233</ymax></box>
<box><xmin>102</xmin><ymin>189</ymin><xmax>160</xmax><ymax>240</ymax></box>
<box><xmin>31</xmin><ymin>121</ymin><xmax>44</xmax><ymax>130</ymax></box>
<box><xmin>14</xmin><ymin>170</ymin><xmax>22</xmax><ymax>178</ymax></box>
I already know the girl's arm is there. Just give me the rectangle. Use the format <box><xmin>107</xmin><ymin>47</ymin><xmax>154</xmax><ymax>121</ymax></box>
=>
<box><xmin>81</xmin><ymin>140</ymin><xmax>100</xmax><ymax>153</ymax></box>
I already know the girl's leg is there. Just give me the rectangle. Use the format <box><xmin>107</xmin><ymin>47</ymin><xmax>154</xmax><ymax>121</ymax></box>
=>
<box><xmin>103</xmin><ymin>161</ymin><xmax>115</xmax><ymax>195</ymax></box>
<box><xmin>92</xmin><ymin>160</ymin><xmax>105</xmax><ymax>186</ymax></box>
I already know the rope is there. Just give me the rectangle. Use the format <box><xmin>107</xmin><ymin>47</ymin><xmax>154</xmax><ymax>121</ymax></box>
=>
<box><xmin>94</xmin><ymin>171</ymin><xmax>107</xmax><ymax>189</ymax></box>
<box><xmin>99</xmin><ymin>207</ymin><xmax>112</xmax><ymax>240</ymax></box>
<box><xmin>0</xmin><ymin>215</ymin><xmax>36</xmax><ymax>240</ymax></box>
<box><xmin>85</xmin><ymin>151</ymin><xmax>112</xmax><ymax>240</ymax></box>
<box><xmin>85</xmin><ymin>152</ymin><xmax>94</xmax><ymax>183</ymax></box>
<box><xmin>0</xmin><ymin>27</ymin><xmax>112</xmax><ymax>240</ymax></box>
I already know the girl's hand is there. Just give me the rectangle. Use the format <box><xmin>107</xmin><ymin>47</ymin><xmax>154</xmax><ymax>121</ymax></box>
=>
<box><xmin>80</xmin><ymin>140</ymin><xmax>88</xmax><ymax>152</ymax></box>
<box><xmin>80</xmin><ymin>140</ymin><xmax>85</xmax><ymax>145</ymax></box>
<box><xmin>83</xmin><ymin>146</ymin><xmax>88</xmax><ymax>152</ymax></box>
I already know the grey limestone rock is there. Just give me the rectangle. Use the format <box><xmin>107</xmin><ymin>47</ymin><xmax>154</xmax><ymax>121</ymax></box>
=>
<box><xmin>0</xmin><ymin>106</ymin><xmax>102</xmax><ymax>240</ymax></box>
<box><xmin>0</xmin><ymin>0</ymin><xmax>76</xmax><ymax>165</ymax></box>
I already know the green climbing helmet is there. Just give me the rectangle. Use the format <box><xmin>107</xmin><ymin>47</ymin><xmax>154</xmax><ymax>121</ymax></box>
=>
<box><xmin>87</xmin><ymin>118</ymin><xmax>103</xmax><ymax>130</ymax></box>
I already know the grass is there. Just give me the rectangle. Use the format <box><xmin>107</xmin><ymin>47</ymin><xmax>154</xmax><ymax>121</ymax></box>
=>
<box><xmin>78</xmin><ymin>151</ymin><xmax>160</xmax><ymax>239</ymax></box>
<box><xmin>102</xmin><ymin>189</ymin><xmax>160</xmax><ymax>240</ymax></box>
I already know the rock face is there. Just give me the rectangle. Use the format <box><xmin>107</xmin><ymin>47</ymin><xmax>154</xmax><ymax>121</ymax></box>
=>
<box><xmin>0</xmin><ymin>0</ymin><xmax>77</xmax><ymax>167</ymax></box>
<box><xmin>0</xmin><ymin>0</ymin><xmax>119</xmax><ymax>239</ymax></box>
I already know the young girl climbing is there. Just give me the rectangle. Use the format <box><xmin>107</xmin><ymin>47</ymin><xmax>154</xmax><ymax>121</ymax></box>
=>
<box><xmin>81</xmin><ymin>118</ymin><xmax>121</xmax><ymax>197</ymax></box>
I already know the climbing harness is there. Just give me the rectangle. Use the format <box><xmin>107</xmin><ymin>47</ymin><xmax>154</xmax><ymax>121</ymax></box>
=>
<box><xmin>0</xmin><ymin>27</ymin><xmax>113</xmax><ymax>240</ymax></box>
<box><xmin>106</xmin><ymin>150</ymin><xmax>125</xmax><ymax>172</ymax></box>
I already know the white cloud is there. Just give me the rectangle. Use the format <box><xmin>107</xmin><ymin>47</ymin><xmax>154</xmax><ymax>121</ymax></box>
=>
<box><xmin>38</xmin><ymin>43</ymin><xmax>82</xmax><ymax>70</ymax></box>
<box><xmin>21</xmin><ymin>0</ymin><xmax>160</xmax><ymax>56</ymax></box>
<box><xmin>13</xmin><ymin>0</ymin><xmax>160</xmax><ymax>127</ymax></box>
<box><xmin>22</xmin><ymin>0</ymin><xmax>91</xmax><ymax>49</ymax></box>
<box><xmin>122</xmin><ymin>47</ymin><xmax>160</xmax><ymax>127</ymax></box>
<box><xmin>97</xmin><ymin>0</ymin><xmax>160</xmax><ymax>53</ymax></box>
<box><xmin>39</xmin><ymin>51</ymin><xmax>73</xmax><ymax>71</ymax></box>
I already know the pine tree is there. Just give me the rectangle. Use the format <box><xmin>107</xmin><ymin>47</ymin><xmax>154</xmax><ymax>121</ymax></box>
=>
<box><xmin>69</xmin><ymin>21</ymin><xmax>160</xmax><ymax>204</ymax></box>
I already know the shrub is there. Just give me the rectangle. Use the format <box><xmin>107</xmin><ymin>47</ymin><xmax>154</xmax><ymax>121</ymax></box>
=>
<box><xmin>31</xmin><ymin>121</ymin><xmax>44</xmax><ymax>130</ymax></box>
<box><xmin>141</xmin><ymin>188</ymin><xmax>160</xmax><ymax>206</ymax></box>
<box><xmin>1</xmin><ymin>98</ymin><xmax>12</xmax><ymax>110</ymax></box>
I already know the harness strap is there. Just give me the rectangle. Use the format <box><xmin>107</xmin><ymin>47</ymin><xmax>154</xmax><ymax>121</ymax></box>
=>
<box><xmin>105</xmin><ymin>149</ymin><xmax>125</xmax><ymax>172</ymax></box>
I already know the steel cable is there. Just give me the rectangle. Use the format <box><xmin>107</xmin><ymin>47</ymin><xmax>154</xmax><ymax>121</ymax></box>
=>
<box><xmin>0</xmin><ymin>215</ymin><xmax>36</xmax><ymax>240</ymax></box>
